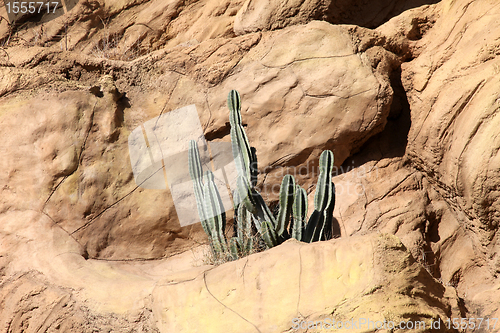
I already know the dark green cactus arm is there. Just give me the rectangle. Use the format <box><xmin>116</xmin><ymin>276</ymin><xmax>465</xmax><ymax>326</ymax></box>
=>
<box><xmin>261</xmin><ymin>220</ymin><xmax>278</xmax><ymax>248</ymax></box>
<box><xmin>292</xmin><ymin>185</ymin><xmax>307</xmax><ymax>241</ymax></box>
<box><xmin>304</xmin><ymin>150</ymin><xmax>335</xmax><ymax>242</ymax></box>
<box><xmin>250</xmin><ymin>147</ymin><xmax>258</xmax><ymax>187</ymax></box>
<box><xmin>305</xmin><ymin>182</ymin><xmax>335</xmax><ymax>242</ymax></box>
<box><xmin>276</xmin><ymin>174</ymin><xmax>296</xmax><ymax>236</ymax></box>
<box><xmin>314</xmin><ymin>150</ymin><xmax>334</xmax><ymax>211</ymax></box>
<box><xmin>240</xmin><ymin>204</ymin><xmax>253</xmax><ymax>241</ymax></box>
<box><xmin>250</xmin><ymin>214</ymin><xmax>262</xmax><ymax>234</ymax></box>
<box><xmin>236</xmin><ymin>202</ymin><xmax>247</xmax><ymax>241</ymax></box>
<box><xmin>322</xmin><ymin>182</ymin><xmax>335</xmax><ymax>240</ymax></box>
<box><xmin>188</xmin><ymin>140</ymin><xmax>203</xmax><ymax>180</ymax></box>
<box><xmin>253</xmin><ymin>189</ymin><xmax>276</xmax><ymax>228</ymax></box>
<box><xmin>228</xmin><ymin>90</ymin><xmax>242</xmax><ymax>126</ymax></box>
<box><xmin>244</xmin><ymin>238</ymin><xmax>253</xmax><ymax>255</ymax></box>
<box><xmin>203</xmin><ymin>170</ymin><xmax>228</xmax><ymax>253</ymax></box>
<box><xmin>234</xmin><ymin>203</ymin><xmax>253</xmax><ymax>256</ymax></box>
<box><xmin>231</xmin><ymin>126</ymin><xmax>253</xmax><ymax>182</ymax></box>
<box><xmin>304</xmin><ymin>210</ymin><xmax>323</xmax><ymax>242</ymax></box>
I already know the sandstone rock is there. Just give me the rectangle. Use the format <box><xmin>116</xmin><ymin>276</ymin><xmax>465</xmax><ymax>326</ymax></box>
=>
<box><xmin>0</xmin><ymin>79</ymin><xmax>206</xmax><ymax>260</ymax></box>
<box><xmin>0</xmin><ymin>210</ymin><xmax>188</xmax><ymax>332</ymax></box>
<box><xmin>234</xmin><ymin>0</ymin><xmax>441</xmax><ymax>36</ymax></box>
<box><xmin>0</xmin><ymin>0</ymin><xmax>244</xmax><ymax>60</ymax></box>
<box><xmin>202</xmin><ymin>21</ymin><xmax>395</xmax><ymax>197</ymax></box>
<box><xmin>396</xmin><ymin>0</ymin><xmax>500</xmax><ymax>319</ymax></box>
<box><xmin>402</xmin><ymin>0</ymin><xmax>500</xmax><ymax>249</ymax></box>
<box><xmin>0</xmin><ymin>19</ymin><xmax>396</xmax><ymax>260</ymax></box>
<box><xmin>0</xmin><ymin>210</ymin><xmax>456</xmax><ymax>332</ymax></box>
<box><xmin>154</xmin><ymin>233</ymin><xmax>455</xmax><ymax>332</ymax></box>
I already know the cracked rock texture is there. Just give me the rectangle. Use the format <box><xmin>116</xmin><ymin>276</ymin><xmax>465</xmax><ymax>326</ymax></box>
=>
<box><xmin>1</xmin><ymin>0</ymin><xmax>500</xmax><ymax>331</ymax></box>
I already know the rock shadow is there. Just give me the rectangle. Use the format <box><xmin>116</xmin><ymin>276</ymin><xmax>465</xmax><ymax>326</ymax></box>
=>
<box><xmin>340</xmin><ymin>66</ymin><xmax>412</xmax><ymax>171</ymax></box>
<box><xmin>323</xmin><ymin>0</ymin><xmax>441</xmax><ymax>29</ymax></box>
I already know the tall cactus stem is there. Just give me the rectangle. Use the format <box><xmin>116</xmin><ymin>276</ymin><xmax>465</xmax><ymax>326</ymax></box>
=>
<box><xmin>292</xmin><ymin>185</ymin><xmax>307</xmax><ymax>241</ymax></box>
<box><xmin>276</xmin><ymin>174</ymin><xmax>296</xmax><ymax>236</ymax></box>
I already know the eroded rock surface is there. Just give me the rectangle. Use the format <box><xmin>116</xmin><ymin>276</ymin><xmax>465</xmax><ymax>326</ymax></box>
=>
<box><xmin>0</xmin><ymin>20</ymin><xmax>396</xmax><ymax>260</ymax></box>
<box><xmin>234</xmin><ymin>0</ymin><xmax>441</xmax><ymax>34</ymax></box>
<box><xmin>0</xmin><ymin>211</ymin><xmax>456</xmax><ymax>333</ymax></box>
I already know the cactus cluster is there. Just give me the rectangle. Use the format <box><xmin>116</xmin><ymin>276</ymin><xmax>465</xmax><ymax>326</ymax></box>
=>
<box><xmin>188</xmin><ymin>90</ymin><xmax>337</xmax><ymax>261</ymax></box>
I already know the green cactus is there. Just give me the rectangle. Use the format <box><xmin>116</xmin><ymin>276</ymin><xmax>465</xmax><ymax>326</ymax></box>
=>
<box><xmin>228</xmin><ymin>90</ymin><xmax>257</xmax><ymax>186</ymax></box>
<box><xmin>229</xmin><ymin>237</ymin><xmax>240</xmax><ymax>260</ymax></box>
<box><xmin>303</xmin><ymin>150</ymin><xmax>335</xmax><ymax>242</ymax></box>
<box><xmin>203</xmin><ymin>170</ymin><xmax>228</xmax><ymax>255</ymax></box>
<box><xmin>188</xmin><ymin>89</ymin><xmax>337</xmax><ymax>263</ymax></box>
<box><xmin>233</xmin><ymin>200</ymin><xmax>254</xmax><ymax>255</ymax></box>
<box><xmin>227</xmin><ymin>90</ymin><xmax>336</xmax><ymax>248</ymax></box>
<box><xmin>261</xmin><ymin>220</ymin><xmax>278</xmax><ymax>248</ymax></box>
<box><xmin>236</xmin><ymin>175</ymin><xmax>257</xmax><ymax>214</ymax></box>
<box><xmin>188</xmin><ymin>140</ymin><xmax>210</xmax><ymax>236</ymax></box>
<box><xmin>276</xmin><ymin>174</ymin><xmax>296</xmax><ymax>237</ymax></box>
<box><xmin>291</xmin><ymin>185</ymin><xmax>307</xmax><ymax>241</ymax></box>
<box><xmin>236</xmin><ymin>201</ymin><xmax>252</xmax><ymax>243</ymax></box>
<box><xmin>314</xmin><ymin>150</ymin><xmax>334</xmax><ymax>211</ymax></box>
<box><xmin>188</xmin><ymin>140</ymin><xmax>230</xmax><ymax>258</ymax></box>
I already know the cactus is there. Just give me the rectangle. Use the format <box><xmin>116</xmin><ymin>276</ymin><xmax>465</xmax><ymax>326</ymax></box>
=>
<box><xmin>188</xmin><ymin>89</ymin><xmax>337</xmax><ymax>263</ymax></box>
<box><xmin>303</xmin><ymin>150</ymin><xmax>335</xmax><ymax>242</ymax></box>
<box><xmin>275</xmin><ymin>174</ymin><xmax>295</xmax><ymax>237</ymax></box>
<box><xmin>229</xmin><ymin>237</ymin><xmax>240</xmax><ymax>260</ymax></box>
<box><xmin>261</xmin><ymin>220</ymin><xmax>278</xmax><ymax>248</ymax></box>
<box><xmin>291</xmin><ymin>185</ymin><xmax>307</xmax><ymax>241</ymax></box>
<box><xmin>314</xmin><ymin>150</ymin><xmax>334</xmax><ymax>211</ymax></box>
<box><xmin>236</xmin><ymin>201</ymin><xmax>252</xmax><ymax>243</ymax></box>
<box><xmin>188</xmin><ymin>140</ymin><xmax>229</xmax><ymax>258</ymax></box>
<box><xmin>236</xmin><ymin>175</ymin><xmax>257</xmax><ymax>214</ymax></box>
<box><xmin>233</xmin><ymin>200</ymin><xmax>254</xmax><ymax>255</ymax></box>
<box><xmin>203</xmin><ymin>170</ymin><xmax>228</xmax><ymax>254</ymax></box>
<box><xmin>228</xmin><ymin>90</ymin><xmax>258</xmax><ymax>187</ymax></box>
<box><xmin>227</xmin><ymin>90</ymin><xmax>337</xmax><ymax>248</ymax></box>
<box><xmin>188</xmin><ymin>140</ymin><xmax>210</xmax><ymax>236</ymax></box>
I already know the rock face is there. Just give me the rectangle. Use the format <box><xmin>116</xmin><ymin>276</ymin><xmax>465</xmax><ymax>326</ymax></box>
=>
<box><xmin>0</xmin><ymin>19</ymin><xmax>396</xmax><ymax>260</ymax></box>
<box><xmin>153</xmin><ymin>233</ymin><xmax>454</xmax><ymax>333</ymax></box>
<box><xmin>400</xmin><ymin>0</ymin><xmax>500</xmax><ymax>319</ymax></box>
<box><xmin>0</xmin><ymin>211</ymin><xmax>455</xmax><ymax>332</ymax></box>
<box><xmin>1</xmin><ymin>0</ymin><xmax>500</xmax><ymax>331</ymax></box>
<box><xmin>234</xmin><ymin>0</ymin><xmax>441</xmax><ymax>34</ymax></box>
